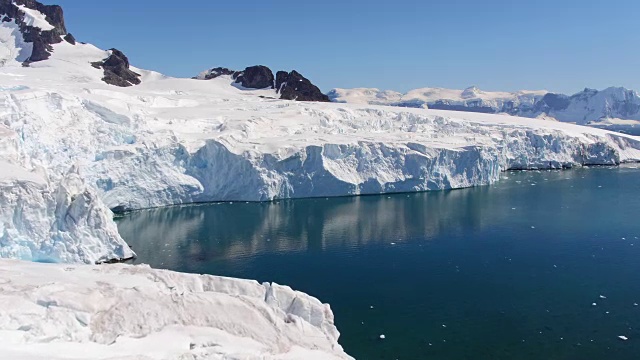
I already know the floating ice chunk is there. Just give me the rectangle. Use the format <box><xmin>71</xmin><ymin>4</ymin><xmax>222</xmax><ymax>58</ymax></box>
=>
<box><xmin>592</xmin><ymin>303</ymin><xmax>597</xmax><ymax>306</ymax></box>
<box><xmin>379</xmin><ymin>334</ymin><xmax>386</xmax><ymax>340</ymax></box>
<box><xmin>390</xmin><ymin>242</ymin><xmax>396</xmax><ymax>245</ymax></box>
<box><xmin>619</xmin><ymin>336</ymin><xmax>629</xmax><ymax>341</ymax></box>
<box><xmin>600</xmin><ymin>295</ymin><xmax>607</xmax><ymax>299</ymax></box>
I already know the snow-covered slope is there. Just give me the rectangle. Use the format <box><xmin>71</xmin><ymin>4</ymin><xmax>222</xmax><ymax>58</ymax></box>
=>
<box><xmin>0</xmin><ymin>259</ymin><xmax>351</xmax><ymax>360</ymax></box>
<box><xmin>329</xmin><ymin>86</ymin><xmax>640</xmax><ymax>125</ymax></box>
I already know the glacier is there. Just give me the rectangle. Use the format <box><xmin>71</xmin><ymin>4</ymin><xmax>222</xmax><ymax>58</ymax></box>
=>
<box><xmin>0</xmin><ymin>1</ymin><xmax>640</xmax><ymax>359</ymax></box>
<box><xmin>0</xmin><ymin>259</ymin><xmax>351</xmax><ymax>360</ymax></box>
<box><xmin>1</xmin><ymin>40</ymin><xmax>640</xmax><ymax>264</ymax></box>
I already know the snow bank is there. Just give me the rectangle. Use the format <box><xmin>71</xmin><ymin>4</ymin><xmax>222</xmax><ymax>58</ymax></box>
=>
<box><xmin>0</xmin><ymin>259</ymin><xmax>351</xmax><ymax>360</ymax></box>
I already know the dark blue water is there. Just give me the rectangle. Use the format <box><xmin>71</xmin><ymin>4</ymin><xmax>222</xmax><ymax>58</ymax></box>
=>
<box><xmin>117</xmin><ymin>166</ymin><xmax>640</xmax><ymax>359</ymax></box>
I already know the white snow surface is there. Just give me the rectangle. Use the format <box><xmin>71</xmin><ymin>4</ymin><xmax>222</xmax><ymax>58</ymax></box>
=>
<box><xmin>328</xmin><ymin>86</ymin><xmax>547</xmax><ymax>111</ymax></box>
<box><xmin>329</xmin><ymin>86</ymin><xmax>640</xmax><ymax>125</ymax></box>
<box><xmin>1</xmin><ymin>39</ymin><xmax>640</xmax><ymax>265</ymax></box>
<box><xmin>15</xmin><ymin>4</ymin><xmax>55</xmax><ymax>31</ymax></box>
<box><xmin>0</xmin><ymin>15</ymin><xmax>33</xmax><ymax>65</ymax></box>
<box><xmin>0</xmin><ymin>259</ymin><xmax>351</xmax><ymax>360</ymax></box>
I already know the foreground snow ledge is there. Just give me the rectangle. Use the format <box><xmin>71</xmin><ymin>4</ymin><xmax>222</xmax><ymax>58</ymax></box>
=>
<box><xmin>0</xmin><ymin>260</ymin><xmax>352</xmax><ymax>360</ymax></box>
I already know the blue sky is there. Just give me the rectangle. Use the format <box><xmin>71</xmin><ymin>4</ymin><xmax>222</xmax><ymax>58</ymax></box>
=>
<box><xmin>55</xmin><ymin>0</ymin><xmax>638</xmax><ymax>94</ymax></box>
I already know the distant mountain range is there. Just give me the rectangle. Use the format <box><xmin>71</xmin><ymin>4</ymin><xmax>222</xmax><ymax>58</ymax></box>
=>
<box><xmin>328</xmin><ymin>86</ymin><xmax>640</xmax><ymax>125</ymax></box>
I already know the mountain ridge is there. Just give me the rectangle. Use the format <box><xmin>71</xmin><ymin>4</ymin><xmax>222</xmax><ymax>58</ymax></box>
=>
<box><xmin>328</xmin><ymin>85</ymin><xmax>640</xmax><ymax>125</ymax></box>
<box><xmin>0</xmin><ymin>0</ymin><xmax>330</xmax><ymax>102</ymax></box>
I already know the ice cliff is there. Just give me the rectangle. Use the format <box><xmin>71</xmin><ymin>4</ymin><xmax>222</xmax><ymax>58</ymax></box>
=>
<box><xmin>1</xmin><ymin>1</ymin><xmax>640</xmax><ymax>358</ymax></box>
<box><xmin>1</xmin><ymin>1</ymin><xmax>640</xmax><ymax>266</ymax></box>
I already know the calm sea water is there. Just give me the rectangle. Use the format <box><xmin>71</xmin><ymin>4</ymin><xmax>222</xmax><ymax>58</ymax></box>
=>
<box><xmin>117</xmin><ymin>166</ymin><xmax>640</xmax><ymax>360</ymax></box>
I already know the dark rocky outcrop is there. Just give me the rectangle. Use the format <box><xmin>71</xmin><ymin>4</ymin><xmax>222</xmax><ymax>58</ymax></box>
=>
<box><xmin>0</xmin><ymin>0</ymin><xmax>70</xmax><ymax>63</ymax></box>
<box><xmin>91</xmin><ymin>49</ymin><xmax>141</xmax><ymax>87</ymax></box>
<box><xmin>234</xmin><ymin>65</ymin><xmax>274</xmax><ymax>89</ymax></box>
<box><xmin>535</xmin><ymin>93</ymin><xmax>571</xmax><ymax>112</ymax></box>
<box><xmin>16</xmin><ymin>0</ymin><xmax>66</xmax><ymax>33</ymax></box>
<box><xmin>28</xmin><ymin>37</ymin><xmax>52</xmax><ymax>62</ymax></box>
<box><xmin>63</xmin><ymin>32</ymin><xmax>75</xmax><ymax>45</ymax></box>
<box><xmin>197</xmin><ymin>65</ymin><xmax>275</xmax><ymax>89</ymax></box>
<box><xmin>196</xmin><ymin>67</ymin><xmax>237</xmax><ymax>80</ymax></box>
<box><xmin>276</xmin><ymin>70</ymin><xmax>330</xmax><ymax>102</ymax></box>
<box><xmin>0</xmin><ymin>0</ymin><xmax>141</xmax><ymax>87</ymax></box>
<box><xmin>196</xmin><ymin>65</ymin><xmax>328</xmax><ymax>102</ymax></box>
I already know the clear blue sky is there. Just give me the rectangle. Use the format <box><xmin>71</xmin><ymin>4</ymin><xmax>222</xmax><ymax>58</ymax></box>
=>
<box><xmin>55</xmin><ymin>0</ymin><xmax>639</xmax><ymax>94</ymax></box>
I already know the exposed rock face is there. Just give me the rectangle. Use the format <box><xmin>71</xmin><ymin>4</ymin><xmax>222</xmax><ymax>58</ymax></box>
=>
<box><xmin>234</xmin><ymin>65</ymin><xmax>274</xmax><ymax>89</ymax></box>
<box><xmin>195</xmin><ymin>66</ymin><xmax>237</xmax><ymax>80</ymax></box>
<box><xmin>276</xmin><ymin>70</ymin><xmax>330</xmax><ymax>102</ymax></box>
<box><xmin>0</xmin><ymin>0</ymin><xmax>69</xmax><ymax>63</ymax></box>
<box><xmin>63</xmin><ymin>32</ymin><xmax>75</xmax><ymax>45</ymax></box>
<box><xmin>91</xmin><ymin>49</ymin><xmax>141</xmax><ymax>87</ymax></box>
<box><xmin>197</xmin><ymin>65</ymin><xmax>328</xmax><ymax>102</ymax></box>
<box><xmin>15</xmin><ymin>0</ymin><xmax>66</xmax><ymax>32</ymax></box>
